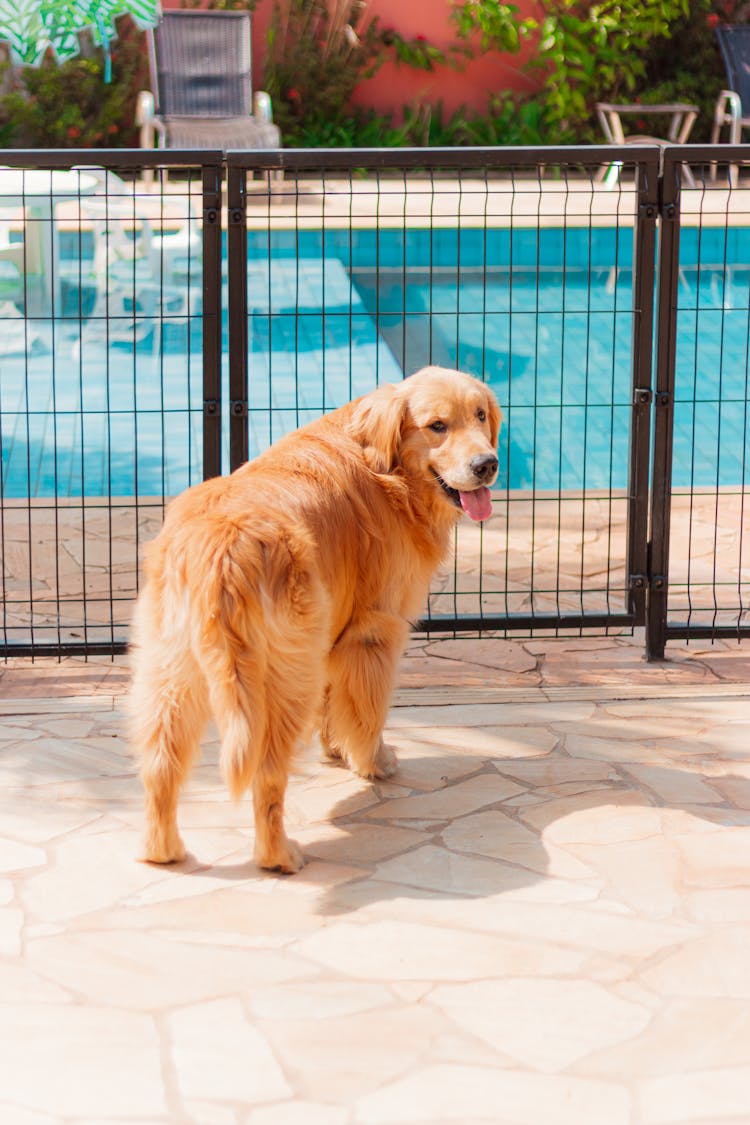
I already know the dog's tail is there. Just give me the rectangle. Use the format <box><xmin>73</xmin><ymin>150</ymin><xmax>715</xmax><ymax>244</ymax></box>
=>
<box><xmin>191</xmin><ymin>518</ymin><xmax>325</xmax><ymax>800</ymax></box>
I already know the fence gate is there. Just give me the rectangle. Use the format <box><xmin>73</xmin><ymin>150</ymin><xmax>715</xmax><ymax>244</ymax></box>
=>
<box><xmin>648</xmin><ymin>145</ymin><xmax>750</xmax><ymax>657</ymax></box>
<box><xmin>226</xmin><ymin>146</ymin><xmax>660</xmax><ymax>640</ymax></box>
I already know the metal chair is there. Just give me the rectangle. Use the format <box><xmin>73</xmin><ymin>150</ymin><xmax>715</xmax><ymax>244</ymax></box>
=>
<box><xmin>711</xmin><ymin>24</ymin><xmax>750</xmax><ymax>184</ymax></box>
<box><xmin>136</xmin><ymin>9</ymin><xmax>280</xmax><ymax>179</ymax></box>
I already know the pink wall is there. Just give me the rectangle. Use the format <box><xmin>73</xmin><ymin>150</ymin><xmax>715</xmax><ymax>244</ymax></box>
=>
<box><xmin>163</xmin><ymin>0</ymin><xmax>540</xmax><ymax>120</ymax></box>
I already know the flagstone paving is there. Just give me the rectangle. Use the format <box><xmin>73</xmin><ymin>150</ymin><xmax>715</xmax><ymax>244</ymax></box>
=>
<box><xmin>1</xmin><ymin>634</ymin><xmax>750</xmax><ymax>1123</ymax></box>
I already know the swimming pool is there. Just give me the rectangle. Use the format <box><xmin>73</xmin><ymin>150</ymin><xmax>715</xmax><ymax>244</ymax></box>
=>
<box><xmin>1</xmin><ymin>225</ymin><xmax>748</xmax><ymax>497</ymax></box>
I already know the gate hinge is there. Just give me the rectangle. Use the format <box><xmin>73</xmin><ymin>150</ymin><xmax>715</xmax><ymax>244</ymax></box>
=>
<box><xmin>657</xmin><ymin>179</ymin><xmax>678</xmax><ymax>220</ymax></box>
<box><xmin>655</xmin><ymin>391</ymin><xmax>671</xmax><ymax>407</ymax></box>
<box><xmin>230</xmin><ymin>399</ymin><xmax>248</xmax><ymax>417</ymax></box>
<box><xmin>203</xmin><ymin>398</ymin><xmax>219</xmax><ymax>416</ymax></box>
<box><xmin>633</xmin><ymin>388</ymin><xmax>652</xmax><ymax>405</ymax></box>
<box><xmin>629</xmin><ymin>573</ymin><xmax>648</xmax><ymax>590</ymax></box>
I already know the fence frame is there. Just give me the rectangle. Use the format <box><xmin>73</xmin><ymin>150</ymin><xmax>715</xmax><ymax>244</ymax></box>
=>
<box><xmin>0</xmin><ymin>149</ymin><xmax>223</xmax><ymax>658</ymax></box>
<box><xmin>2</xmin><ymin>144</ymin><xmax>750</xmax><ymax>658</ymax></box>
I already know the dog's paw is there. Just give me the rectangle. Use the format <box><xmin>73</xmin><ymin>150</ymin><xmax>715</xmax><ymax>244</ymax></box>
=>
<box><xmin>140</xmin><ymin>828</ymin><xmax>186</xmax><ymax>865</ymax></box>
<box><xmin>357</xmin><ymin>741</ymin><xmax>398</xmax><ymax>780</ymax></box>
<box><xmin>321</xmin><ymin>740</ymin><xmax>345</xmax><ymax>766</ymax></box>
<box><xmin>255</xmin><ymin>836</ymin><xmax>305</xmax><ymax>875</ymax></box>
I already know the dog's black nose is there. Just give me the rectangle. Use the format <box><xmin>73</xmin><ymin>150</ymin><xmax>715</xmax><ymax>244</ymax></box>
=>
<box><xmin>470</xmin><ymin>453</ymin><xmax>498</xmax><ymax>482</ymax></box>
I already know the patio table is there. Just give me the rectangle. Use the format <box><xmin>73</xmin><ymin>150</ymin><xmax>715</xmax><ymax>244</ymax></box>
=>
<box><xmin>595</xmin><ymin>102</ymin><xmax>699</xmax><ymax>186</ymax></box>
<box><xmin>0</xmin><ymin>168</ymin><xmax>98</xmax><ymax>317</ymax></box>
<box><xmin>596</xmin><ymin>102</ymin><xmax>699</xmax><ymax>146</ymax></box>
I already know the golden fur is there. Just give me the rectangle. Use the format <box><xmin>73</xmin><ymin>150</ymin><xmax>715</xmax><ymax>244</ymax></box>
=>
<box><xmin>129</xmin><ymin>366</ymin><xmax>501</xmax><ymax>872</ymax></box>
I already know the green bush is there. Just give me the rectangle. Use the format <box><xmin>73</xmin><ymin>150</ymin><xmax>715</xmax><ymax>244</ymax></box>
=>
<box><xmin>262</xmin><ymin>0</ymin><xmax>449</xmax><ymax>147</ymax></box>
<box><xmin>453</xmin><ymin>0</ymin><xmax>696</xmax><ymax>144</ymax></box>
<box><xmin>0</xmin><ymin>16</ymin><xmax>147</xmax><ymax>147</ymax></box>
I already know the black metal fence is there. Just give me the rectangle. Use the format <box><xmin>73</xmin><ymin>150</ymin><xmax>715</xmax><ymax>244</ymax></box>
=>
<box><xmin>0</xmin><ymin>144</ymin><xmax>749</xmax><ymax>659</ymax></box>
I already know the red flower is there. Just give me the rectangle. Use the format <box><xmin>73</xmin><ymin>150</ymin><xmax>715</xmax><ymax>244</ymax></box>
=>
<box><xmin>67</xmin><ymin>125</ymin><xmax>80</xmax><ymax>138</ymax></box>
<box><xmin>108</xmin><ymin>123</ymin><xmax>118</xmax><ymax>134</ymax></box>
<box><xmin>287</xmin><ymin>87</ymin><xmax>301</xmax><ymax>103</ymax></box>
<box><xmin>415</xmin><ymin>34</ymin><xmax>426</xmax><ymax>41</ymax></box>
<box><xmin>707</xmin><ymin>12</ymin><xmax>720</xmax><ymax>26</ymax></box>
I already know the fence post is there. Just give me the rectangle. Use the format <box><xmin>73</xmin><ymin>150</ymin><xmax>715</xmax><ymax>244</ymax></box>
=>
<box><xmin>227</xmin><ymin>160</ymin><xmax>249</xmax><ymax>471</ymax></box>
<box><xmin>628</xmin><ymin>154</ymin><xmax>660</xmax><ymax>629</ymax></box>
<box><xmin>202</xmin><ymin>160</ymin><xmax>223</xmax><ymax>481</ymax></box>
<box><xmin>646</xmin><ymin>151</ymin><xmax>682</xmax><ymax>660</ymax></box>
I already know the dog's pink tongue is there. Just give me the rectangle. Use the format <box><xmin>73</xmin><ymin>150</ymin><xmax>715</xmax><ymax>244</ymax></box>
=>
<box><xmin>459</xmin><ymin>487</ymin><xmax>492</xmax><ymax>522</ymax></box>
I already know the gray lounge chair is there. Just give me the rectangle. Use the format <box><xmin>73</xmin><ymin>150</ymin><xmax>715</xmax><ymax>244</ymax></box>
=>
<box><xmin>711</xmin><ymin>24</ymin><xmax>750</xmax><ymax>183</ymax></box>
<box><xmin>136</xmin><ymin>9</ymin><xmax>281</xmax><ymax>159</ymax></box>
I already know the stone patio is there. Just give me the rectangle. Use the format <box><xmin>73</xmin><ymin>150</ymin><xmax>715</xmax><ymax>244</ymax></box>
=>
<box><xmin>2</xmin><ymin>633</ymin><xmax>750</xmax><ymax>1123</ymax></box>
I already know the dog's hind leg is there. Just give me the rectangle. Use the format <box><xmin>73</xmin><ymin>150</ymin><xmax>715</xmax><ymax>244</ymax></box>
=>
<box><xmin>130</xmin><ymin>596</ymin><xmax>210</xmax><ymax>864</ymax></box>
<box><xmin>199</xmin><ymin>541</ymin><xmax>327</xmax><ymax>874</ymax></box>
<box><xmin>322</xmin><ymin>612</ymin><xmax>409</xmax><ymax>780</ymax></box>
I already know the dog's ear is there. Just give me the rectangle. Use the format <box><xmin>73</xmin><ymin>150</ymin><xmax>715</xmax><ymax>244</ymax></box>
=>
<box><xmin>348</xmin><ymin>383</ymin><xmax>407</xmax><ymax>473</ymax></box>
<box><xmin>485</xmin><ymin>387</ymin><xmax>502</xmax><ymax>449</ymax></box>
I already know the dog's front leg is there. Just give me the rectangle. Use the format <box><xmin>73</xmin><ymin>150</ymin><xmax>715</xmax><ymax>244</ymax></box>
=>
<box><xmin>322</xmin><ymin>613</ymin><xmax>408</xmax><ymax>780</ymax></box>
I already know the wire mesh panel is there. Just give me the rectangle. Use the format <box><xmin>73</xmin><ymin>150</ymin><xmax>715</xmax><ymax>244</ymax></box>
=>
<box><xmin>229</xmin><ymin>147</ymin><xmax>658</xmax><ymax>636</ymax></box>
<box><xmin>0</xmin><ymin>151</ymin><xmax>221</xmax><ymax>656</ymax></box>
<box><xmin>654</xmin><ymin>146</ymin><xmax>750</xmax><ymax>648</ymax></box>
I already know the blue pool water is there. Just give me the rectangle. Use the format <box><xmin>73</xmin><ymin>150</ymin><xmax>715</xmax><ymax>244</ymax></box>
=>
<box><xmin>1</xmin><ymin>226</ymin><xmax>749</xmax><ymax>497</ymax></box>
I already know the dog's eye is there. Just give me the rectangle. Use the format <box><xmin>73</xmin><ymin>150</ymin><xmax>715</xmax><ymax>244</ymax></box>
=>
<box><xmin>429</xmin><ymin>420</ymin><xmax>447</xmax><ymax>433</ymax></box>
<box><xmin>477</xmin><ymin>409</ymin><xmax>487</xmax><ymax>423</ymax></box>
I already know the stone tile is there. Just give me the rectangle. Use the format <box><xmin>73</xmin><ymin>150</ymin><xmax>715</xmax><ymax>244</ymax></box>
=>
<box><xmin>248</xmin><ymin>980</ymin><xmax>390</xmax><ymax>1021</ymax></box>
<box><xmin>292</xmin><ymin>917</ymin><xmax>584</xmax><ymax>981</ymax></box>
<box><xmin>431</xmin><ymin>978</ymin><xmax>651</xmax><ymax>1072</ymax></box>
<box><xmin>261</xmin><ymin>1007</ymin><xmax>446</xmax><ymax>1103</ymax></box>
<box><xmin>563</xmin><ymin>836</ymin><xmax>683</xmax><ymax>918</ymax></box>
<box><xmin>295</xmin><ymin>823</ymin><xmax>427</xmax><ymax>865</ymax></box>
<box><xmin>169</xmin><ymin>998</ymin><xmax>291</xmax><ymax>1104</ymax></box>
<box><xmin>0</xmin><ymin>905</ymin><xmax>23</xmax><ymax>956</ymax></box>
<box><xmin>708</xmin><ymin>774</ymin><xmax>750</xmax><ymax>808</ymax></box>
<box><xmin>364</xmin><ymin>773</ymin><xmax>524</xmax><ymax>823</ymax></box>
<box><xmin>622</xmin><ymin>764</ymin><xmax>727</xmax><ymax>806</ymax></box>
<box><xmin>25</xmin><ymin>929</ymin><xmax>313</xmax><ymax>1010</ymax></box>
<box><xmin>387</xmin><ymin>700</ymin><xmax>595</xmax><ymax>729</ymax></box>
<box><xmin>684</xmin><ymin>888</ymin><xmax>750</xmax><ymax>923</ymax></box>
<box><xmin>674</xmin><ymin>827</ymin><xmax>750</xmax><ymax>887</ymax></box>
<box><xmin>442</xmin><ymin>809</ymin><xmax>596</xmax><ymax>879</ymax></box>
<box><xmin>424</xmin><ymin>638</ymin><xmax>538</xmax><ymax>673</ymax></box>
<box><xmin>0</xmin><ymin>1108</ymin><xmax>59</xmax><ymax>1125</ymax></box>
<box><xmin>354</xmin><ymin>1064</ymin><xmax>631</xmax><ymax>1124</ymax></box>
<box><xmin>639</xmin><ymin>1065</ymin><xmax>750</xmax><ymax>1123</ymax></box>
<box><xmin>247</xmin><ymin>1103</ymin><xmax>348</xmax><ymax>1125</ymax></box>
<box><xmin>495</xmin><ymin>758</ymin><xmax>618</xmax><ymax>787</ymax></box>
<box><xmin>386</xmin><ymin>723</ymin><xmax>558</xmax><ymax>760</ymax></box>
<box><xmin>0</xmin><ymin>1004</ymin><xmax>166</xmax><ymax>1118</ymax></box>
<box><xmin>182</xmin><ymin>1102</ymin><xmax>238</xmax><ymax>1125</ymax></box>
<box><xmin>0</xmin><ymin>837</ymin><xmax>46</xmax><ymax>873</ymax></box>
<box><xmin>642</xmin><ymin>929</ymin><xmax>750</xmax><ymax>999</ymax></box>
<box><xmin>372</xmin><ymin>843</ymin><xmax>529</xmax><ymax>896</ymax></box>
<box><xmin>519</xmin><ymin>791</ymin><xmax>664</xmax><ymax>845</ymax></box>
<box><xmin>581</xmin><ymin>998</ymin><xmax>750</xmax><ymax>1078</ymax></box>
<box><xmin>0</xmin><ymin>959</ymin><xmax>73</xmax><ymax>1003</ymax></box>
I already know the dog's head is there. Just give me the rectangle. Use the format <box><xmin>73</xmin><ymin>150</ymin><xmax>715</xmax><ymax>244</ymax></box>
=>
<box><xmin>349</xmin><ymin>366</ymin><xmax>501</xmax><ymax>522</ymax></box>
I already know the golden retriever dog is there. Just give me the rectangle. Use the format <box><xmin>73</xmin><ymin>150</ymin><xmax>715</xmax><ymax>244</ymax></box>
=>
<box><xmin>129</xmin><ymin>365</ymin><xmax>501</xmax><ymax>873</ymax></box>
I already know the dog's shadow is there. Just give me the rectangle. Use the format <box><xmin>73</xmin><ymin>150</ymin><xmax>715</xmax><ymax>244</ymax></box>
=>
<box><xmin>179</xmin><ymin>734</ymin><xmax>750</xmax><ymax>918</ymax></box>
<box><xmin>285</xmin><ymin>717</ymin><xmax>750</xmax><ymax>917</ymax></box>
